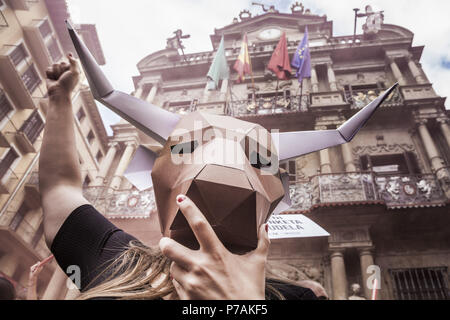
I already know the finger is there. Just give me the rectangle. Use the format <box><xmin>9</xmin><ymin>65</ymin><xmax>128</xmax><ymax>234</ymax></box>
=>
<box><xmin>67</xmin><ymin>53</ymin><xmax>80</xmax><ymax>74</ymax></box>
<box><xmin>46</xmin><ymin>69</ymin><xmax>56</xmax><ymax>80</ymax></box>
<box><xmin>159</xmin><ymin>237</ymin><xmax>194</xmax><ymax>270</ymax></box>
<box><xmin>172</xmin><ymin>278</ymin><xmax>188</xmax><ymax>300</ymax></box>
<box><xmin>176</xmin><ymin>194</ymin><xmax>222</xmax><ymax>251</ymax></box>
<box><xmin>59</xmin><ymin>62</ymin><xmax>70</xmax><ymax>74</ymax></box>
<box><xmin>250</xmin><ymin>223</ymin><xmax>270</xmax><ymax>259</ymax></box>
<box><xmin>169</xmin><ymin>261</ymin><xmax>189</xmax><ymax>281</ymax></box>
<box><xmin>52</xmin><ymin>63</ymin><xmax>62</xmax><ymax>79</ymax></box>
<box><xmin>39</xmin><ymin>255</ymin><xmax>54</xmax><ymax>266</ymax></box>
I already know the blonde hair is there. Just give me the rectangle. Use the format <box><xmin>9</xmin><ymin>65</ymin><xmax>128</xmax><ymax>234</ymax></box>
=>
<box><xmin>78</xmin><ymin>241</ymin><xmax>174</xmax><ymax>300</ymax></box>
<box><xmin>78</xmin><ymin>241</ymin><xmax>287</xmax><ymax>300</ymax></box>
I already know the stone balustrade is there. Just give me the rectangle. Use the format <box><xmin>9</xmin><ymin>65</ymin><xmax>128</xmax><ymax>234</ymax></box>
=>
<box><xmin>228</xmin><ymin>94</ymin><xmax>309</xmax><ymax>117</ymax></box>
<box><xmin>288</xmin><ymin>171</ymin><xmax>448</xmax><ymax>212</ymax></box>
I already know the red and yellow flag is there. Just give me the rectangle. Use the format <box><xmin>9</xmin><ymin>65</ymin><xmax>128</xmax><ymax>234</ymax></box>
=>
<box><xmin>233</xmin><ymin>34</ymin><xmax>252</xmax><ymax>83</ymax></box>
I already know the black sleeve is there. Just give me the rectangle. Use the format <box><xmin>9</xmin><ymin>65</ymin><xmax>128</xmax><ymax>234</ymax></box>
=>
<box><xmin>50</xmin><ymin>204</ymin><xmax>140</xmax><ymax>291</ymax></box>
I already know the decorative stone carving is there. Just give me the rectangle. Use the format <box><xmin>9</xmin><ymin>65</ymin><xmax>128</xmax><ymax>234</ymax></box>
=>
<box><xmin>353</xmin><ymin>143</ymin><xmax>415</xmax><ymax>155</ymax></box>
<box><xmin>267</xmin><ymin>261</ymin><xmax>325</xmax><ymax>284</ymax></box>
<box><xmin>318</xmin><ymin>173</ymin><xmax>377</xmax><ymax>203</ymax></box>
<box><xmin>375</xmin><ymin>174</ymin><xmax>445</xmax><ymax>207</ymax></box>
<box><xmin>290</xmin><ymin>2</ymin><xmax>304</xmax><ymax>14</ymax></box>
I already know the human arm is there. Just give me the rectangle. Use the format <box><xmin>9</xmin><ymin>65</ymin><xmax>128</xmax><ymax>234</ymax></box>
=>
<box><xmin>39</xmin><ymin>54</ymin><xmax>89</xmax><ymax>248</ymax></box>
<box><xmin>159</xmin><ymin>194</ymin><xmax>270</xmax><ymax>300</ymax></box>
<box><xmin>26</xmin><ymin>255</ymin><xmax>53</xmax><ymax>300</ymax></box>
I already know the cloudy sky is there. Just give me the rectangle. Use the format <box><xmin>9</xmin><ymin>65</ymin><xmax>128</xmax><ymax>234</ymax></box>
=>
<box><xmin>66</xmin><ymin>0</ymin><xmax>450</xmax><ymax>135</ymax></box>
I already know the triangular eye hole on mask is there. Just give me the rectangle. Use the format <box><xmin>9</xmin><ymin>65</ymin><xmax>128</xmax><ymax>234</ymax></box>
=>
<box><xmin>171</xmin><ymin>140</ymin><xmax>199</xmax><ymax>155</ymax></box>
<box><xmin>249</xmin><ymin>151</ymin><xmax>272</xmax><ymax>170</ymax></box>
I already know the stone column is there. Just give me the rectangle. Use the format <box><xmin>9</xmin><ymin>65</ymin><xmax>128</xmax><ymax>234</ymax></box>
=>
<box><xmin>327</xmin><ymin>62</ymin><xmax>338</xmax><ymax>91</ymax></box>
<box><xmin>203</xmin><ymin>83</ymin><xmax>211</xmax><ymax>102</ymax></box>
<box><xmin>416</xmin><ymin>119</ymin><xmax>445</xmax><ymax>172</ymax></box>
<box><xmin>42</xmin><ymin>267</ymin><xmax>68</xmax><ymax>300</ymax></box>
<box><xmin>359</xmin><ymin>247</ymin><xmax>376</xmax><ymax>300</ymax></box>
<box><xmin>92</xmin><ymin>142</ymin><xmax>118</xmax><ymax>186</ymax></box>
<box><xmin>310</xmin><ymin>65</ymin><xmax>319</xmax><ymax>93</ymax></box>
<box><xmin>341</xmin><ymin>142</ymin><xmax>356</xmax><ymax>172</ymax></box>
<box><xmin>146</xmin><ymin>83</ymin><xmax>159</xmax><ymax>104</ymax></box>
<box><xmin>133</xmin><ymin>86</ymin><xmax>144</xmax><ymax>99</ymax></box>
<box><xmin>319</xmin><ymin>149</ymin><xmax>332</xmax><ymax>174</ymax></box>
<box><xmin>330</xmin><ymin>250</ymin><xmax>348</xmax><ymax>300</ymax></box>
<box><xmin>406</xmin><ymin>54</ymin><xmax>426</xmax><ymax>84</ymax></box>
<box><xmin>316</xmin><ymin>125</ymin><xmax>332</xmax><ymax>173</ymax></box>
<box><xmin>109</xmin><ymin>141</ymin><xmax>137</xmax><ymax>190</ymax></box>
<box><xmin>416</xmin><ymin>119</ymin><xmax>450</xmax><ymax>197</ymax></box>
<box><xmin>387</xmin><ymin>57</ymin><xmax>406</xmax><ymax>86</ymax></box>
<box><xmin>437</xmin><ymin>118</ymin><xmax>450</xmax><ymax>148</ymax></box>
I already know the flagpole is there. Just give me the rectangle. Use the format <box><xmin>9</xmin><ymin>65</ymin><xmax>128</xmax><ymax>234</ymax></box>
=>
<box><xmin>247</xmin><ymin>42</ymin><xmax>256</xmax><ymax>101</ymax></box>
<box><xmin>299</xmin><ymin>78</ymin><xmax>303</xmax><ymax>111</ymax></box>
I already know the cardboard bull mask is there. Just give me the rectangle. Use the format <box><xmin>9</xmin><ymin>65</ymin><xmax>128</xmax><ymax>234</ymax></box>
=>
<box><xmin>67</xmin><ymin>22</ymin><xmax>398</xmax><ymax>251</ymax></box>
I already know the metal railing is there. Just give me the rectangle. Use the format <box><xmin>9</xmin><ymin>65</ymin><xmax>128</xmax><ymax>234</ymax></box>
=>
<box><xmin>288</xmin><ymin>171</ymin><xmax>448</xmax><ymax>212</ymax></box>
<box><xmin>344</xmin><ymin>85</ymin><xmax>403</xmax><ymax>109</ymax></box>
<box><xmin>82</xmin><ymin>186</ymin><xmax>156</xmax><ymax>219</ymax></box>
<box><xmin>82</xmin><ymin>170</ymin><xmax>447</xmax><ymax>217</ymax></box>
<box><xmin>228</xmin><ymin>94</ymin><xmax>310</xmax><ymax>117</ymax></box>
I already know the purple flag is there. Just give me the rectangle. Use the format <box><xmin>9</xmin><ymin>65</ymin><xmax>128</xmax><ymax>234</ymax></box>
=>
<box><xmin>291</xmin><ymin>26</ymin><xmax>311</xmax><ymax>83</ymax></box>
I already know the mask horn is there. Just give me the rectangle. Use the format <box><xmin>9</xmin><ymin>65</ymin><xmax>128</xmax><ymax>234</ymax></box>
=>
<box><xmin>273</xmin><ymin>83</ymin><xmax>398</xmax><ymax>161</ymax></box>
<box><xmin>66</xmin><ymin>20</ymin><xmax>180</xmax><ymax>145</ymax></box>
<box><xmin>123</xmin><ymin>145</ymin><xmax>158</xmax><ymax>191</ymax></box>
<box><xmin>272</xmin><ymin>170</ymin><xmax>292</xmax><ymax>214</ymax></box>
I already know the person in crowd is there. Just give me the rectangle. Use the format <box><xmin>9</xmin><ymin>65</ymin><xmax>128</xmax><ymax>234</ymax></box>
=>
<box><xmin>40</xmin><ymin>53</ymin><xmax>318</xmax><ymax>300</ymax></box>
<box><xmin>0</xmin><ymin>277</ymin><xmax>16</xmax><ymax>300</ymax></box>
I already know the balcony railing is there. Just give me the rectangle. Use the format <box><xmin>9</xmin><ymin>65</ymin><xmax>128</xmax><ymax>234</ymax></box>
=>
<box><xmin>81</xmin><ymin>171</ymin><xmax>447</xmax><ymax>218</ymax></box>
<box><xmin>83</xmin><ymin>186</ymin><xmax>156</xmax><ymax>219</ymax></box>
<box><xmin>19</xmin><ymin>109</ymin><xmax>44</xmax><ymax>144</ymax></box>
<box><xmin>288</xmin><ymin>171</ymin><xmax>448</xmax><ymax>212</ymax></box>
<box><xmin>344</xmin><ymin>85</ymin><xmax>403</xmax><ymax>110</ymax></box>
<box><xmin>228</xmin><ymin>94</ymin><xmax>309</xmax><ymax>117</ymax></box>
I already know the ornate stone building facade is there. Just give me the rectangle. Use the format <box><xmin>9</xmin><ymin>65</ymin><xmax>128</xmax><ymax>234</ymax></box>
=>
<box><xmin>0</xmin><ymin>0</ymin><xmax>108</xmax><ymax>299</ymax></box>
<box><xmin>94</xmin><ymin>3</ymin><xmax>447</xmax><ymax>300</ymax></box>
<box><xmin>3</xmin><ymin>1</ymin><xmax>448</xmax><ymax>300</ymax></box>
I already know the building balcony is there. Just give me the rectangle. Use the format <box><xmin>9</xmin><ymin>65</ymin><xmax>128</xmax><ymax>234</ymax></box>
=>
<box><xmin>83</xmin><ymin>170</ymin><xmax>448</xmax><ymax>218</ymax></box>
<box><xmin>310</xmin><ymin>91</ymin><xmax>347</xmax><ymax>108</ymax></box>
<box><xmin>228</xmin><ymin>94</ymin><xmax>309</xmax><ymax>117</ymax></box>
<box><xmin>288</xmin><ymin>171</ymin><xmax>448</xmax><ymax>213</ymax></box>
<box><xmin>82</xmin><ymin>186</ymin><xmax>156</xmax><ymax>219</ymax></box>
<box><xmin>400</xmin><ymin>83</ymin><xmax>439</xmax><ymax>101</ymax></box>
<box><xmin>0</xmin><ymin>47</ymin><xmax>38</xmax><ymax>109</ymax></box>
<box><xmin>344</xmin><ymin>85</ymin><xmax>404</xmax><ymax>110</ymax></box>
<box><xmin>14</xmin><ymin>109</ymin><xmax>45</xmax><ymax>154</ymax></box>
<box><xmin>24</xmin><ymin>171</ymin><xmax>40</xmax><ymax>209</ymax></box>
<box><xmin>23</xmin><ymin>18</ymin><xmax>62</xmax><ymax>75</ymax></box>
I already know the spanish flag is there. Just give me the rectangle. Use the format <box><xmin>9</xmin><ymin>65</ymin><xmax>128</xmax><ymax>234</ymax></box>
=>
<box><xmin>233</xmin><ymin>34</ymin><xmax>252</xmax><ymax>83</ymax></box>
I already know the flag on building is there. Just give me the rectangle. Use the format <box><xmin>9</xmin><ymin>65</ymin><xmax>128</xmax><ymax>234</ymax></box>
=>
<box><xmin>233</xmin><ymin>33</ymin><xmax>252</xmax><ymax>83</ymax></box>
<box><xmin>291</xmin><ymin>26</ymin><xmax>311</xmax><ymax>82</ymax></box>
<box><xmin>267</xmin><ymin>32</ymin><xmax>292</xmax><ymax>80</ymax></box>
<box><xmin>206</xmin><ymin>35</ymin><xmax>229</xmax><ymax>90</ymax></box>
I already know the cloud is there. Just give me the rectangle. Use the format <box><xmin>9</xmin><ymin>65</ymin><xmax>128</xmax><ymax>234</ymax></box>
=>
<box><xmin>66</xmin><ymin>0</ymin><xmax>450</xmax><ymax>135</ymax></box>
